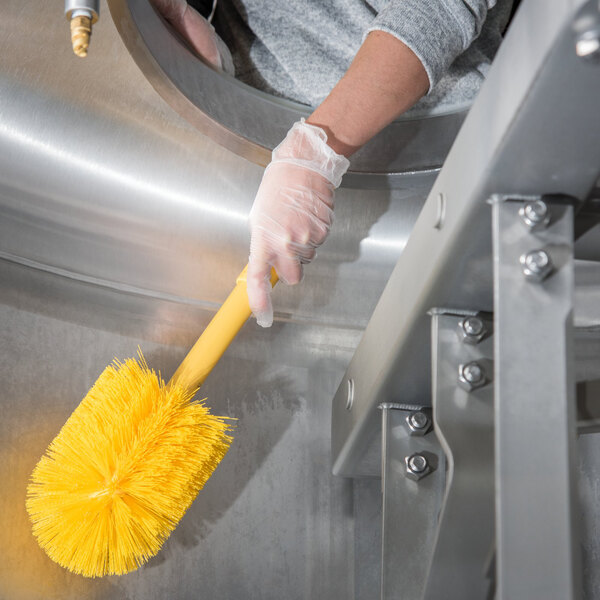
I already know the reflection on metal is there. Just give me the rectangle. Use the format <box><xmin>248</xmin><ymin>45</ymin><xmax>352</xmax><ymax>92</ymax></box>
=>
<box><xmin>105</xmin><ymin>0</ymin><xmax>467</xmax><ymax>187</ymax></box>
<box><xmin>345</xmin><ymin>378</ymin><xmax>355</xmax><ymax>411</ymax></box>
<box><xmin>573</xmin><ymin>4</ymin><xmax>600</xmax><ymax>61</ymax></box>
<box><xmin>0</xmin><ymin>0</ymin><xmax>431</xmax><ymax>336</ymax></box>
<box><xmin>492</xmin><ymin>197</ymin><xmax>581</xmax><ymax>599</ymax></box>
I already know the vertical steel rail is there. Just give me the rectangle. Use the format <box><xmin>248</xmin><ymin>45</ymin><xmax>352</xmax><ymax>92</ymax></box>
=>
<box><xmin>492</xmin><ymin>197</ymin><xmax>581</xmax><ymax>599</ymax></box>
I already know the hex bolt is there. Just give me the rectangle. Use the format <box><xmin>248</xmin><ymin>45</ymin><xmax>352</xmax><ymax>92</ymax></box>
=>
<box><xmin>408</xmin><ymin>454</ymin><xmax>427</xmax><ymax>473</ymax></box>
<box><xmin>519</xmin><ymin>200</ymin><xmax>550</xmax><ymax>230</ymax></box>
<box><xmin>520</xmin><ymin>249</ymin><xmax>554</xmax><ymax>282</ymax></box>
<box><xmin>458</xmin><ymin>361</ymin><xmax>487</xmax><ymax>391</ymax></box>
<box><xmin>406</xmin><ymin>411</ymin><xmax>431</xmax><ymax>436</ymax></box>
<box><xmin>405</xmin><ymin>453</ymin><xmax>431</xmax><ymax>481</ymax></box>
<box><xmin>458</xmin><ymin>316</ymin><xmax>486</xmax><ymax>344</ymax></box>
<box><xmin>576</xmin><ymin>30</ymin><xmax>600</xmax><ymax>62</ymax></box>
<box><xmin>462</xmin><ymin>363</ymin><xmax>483</xmax><ymax>384</ymax></box>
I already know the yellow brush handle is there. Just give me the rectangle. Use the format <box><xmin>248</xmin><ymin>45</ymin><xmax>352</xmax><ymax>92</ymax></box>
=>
<box><xmin>168</xmin><ymin>265</ymin><xmax>278</xmax><ymax>392</ymax></box>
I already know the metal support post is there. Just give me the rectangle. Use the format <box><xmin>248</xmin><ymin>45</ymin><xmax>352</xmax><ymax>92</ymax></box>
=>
<box><xmin>381</xmin><ymin>404</ymin><xmax>445</xmax><ymax>600</ymax></box>
<box><xmin>424</xmin><ymin>312</ymin><xmax>495</xmax><ymax>600</ymax></box>
<box><xmin>492</xmin><ymin>196</ymin><xmax>581</xmax><ymax>599</ymax></box>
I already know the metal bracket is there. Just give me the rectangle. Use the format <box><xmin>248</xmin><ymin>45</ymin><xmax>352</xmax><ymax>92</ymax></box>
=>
<box><xmin>381</xmin><ymin>405</ymin><xmax>445</xmax><ymax>600</ymax></box>
<box><xmin>424</xmin><ymin>312</ymin><xmax>495</xmax><ymax>600</ymax></box>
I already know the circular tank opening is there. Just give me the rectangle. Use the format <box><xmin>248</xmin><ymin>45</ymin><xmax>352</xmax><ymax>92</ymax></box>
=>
<box><xmin>107</xmin><ymin>0</ymin><xmax>469</xmax><ymax>188</ymax></box>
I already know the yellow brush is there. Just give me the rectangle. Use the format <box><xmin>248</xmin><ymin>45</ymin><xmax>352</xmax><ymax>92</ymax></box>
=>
<box><xmin>26</xmin><ymin>265</ymin><xmax>277</xmax><ymax>578</ymax></box>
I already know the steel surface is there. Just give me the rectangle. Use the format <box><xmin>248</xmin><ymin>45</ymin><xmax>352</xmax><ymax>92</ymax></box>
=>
<box><xmin>0</xmin><ymin>288</ymin><xmax>363</xmax><ymax>599</ymax></box>
<box><xmin>0</xmin><ymin>0</ymin><xmax>432</xmax><ymax>337</ymax></box>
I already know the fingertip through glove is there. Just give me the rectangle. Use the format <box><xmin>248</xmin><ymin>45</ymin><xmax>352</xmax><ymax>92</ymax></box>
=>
<box><xmin>151</xmin><ymin>0</ymin><xmax>234</xmax><ymax>75</ymax></box>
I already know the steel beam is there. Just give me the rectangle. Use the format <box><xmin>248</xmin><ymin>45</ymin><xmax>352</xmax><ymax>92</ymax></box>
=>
<box><xmin>492</xmin><ymin>197</ymin><xmax>581</xmax><ymax>599</ymax></box>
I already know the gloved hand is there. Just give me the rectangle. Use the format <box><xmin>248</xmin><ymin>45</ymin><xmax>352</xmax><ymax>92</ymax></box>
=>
<box><xmin>247</xmin><ymin>120</ymin><xmax>350</xmax><ymax>327</ymax></box>
<box><xmin>151</xmin><ymin>0</ymin><xmax>234</xmax><ymax>74</ymax></box>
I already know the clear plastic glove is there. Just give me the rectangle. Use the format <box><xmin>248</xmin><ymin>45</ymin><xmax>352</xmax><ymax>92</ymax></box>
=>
<box><xmin>151</xmin><ymin>0</ymin><xmax>234</xmax><ymax>74</ymax></box>
<box><xmin>248</xmin><ymin>120</ymin><xmax>350</xmax><ymax>327</ymax></box>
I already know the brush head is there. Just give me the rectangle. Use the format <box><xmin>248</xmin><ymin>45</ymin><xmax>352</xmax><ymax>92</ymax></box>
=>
<box><xmin>26</xmin><ymin>354</ymin><xmax>233</xmax><ymax>577</ymax></box>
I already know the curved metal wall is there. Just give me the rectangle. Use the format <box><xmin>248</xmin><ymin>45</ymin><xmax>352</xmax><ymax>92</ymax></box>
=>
<box><xmin>0</xmin><ymin>0</ymin><xmax>435</xmax><ymax>332</ymax></box>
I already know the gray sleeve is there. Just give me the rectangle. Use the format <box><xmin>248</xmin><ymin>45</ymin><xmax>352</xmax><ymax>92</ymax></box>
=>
<box><xmin>366</xmin><ymin>0</ymin><xmax>498</xmax><ymax>93</ymax></box>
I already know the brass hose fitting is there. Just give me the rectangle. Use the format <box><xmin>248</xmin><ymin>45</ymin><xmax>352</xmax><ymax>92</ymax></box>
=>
<box><xmin>70</xmin><ymin>15</ymin><xmax>92</xmax><ymax>58</ymax></box>
<box><xmin>65</xmin><ymin>1</ymin><xmax>99</xmax><ymax>58</ymax></box>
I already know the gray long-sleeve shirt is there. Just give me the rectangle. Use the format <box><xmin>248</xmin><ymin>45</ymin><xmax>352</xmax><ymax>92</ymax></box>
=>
<box><xmin>215</xmin><ymin>0</ymin><xmax>513</xmax><ymax>114</ymax></box>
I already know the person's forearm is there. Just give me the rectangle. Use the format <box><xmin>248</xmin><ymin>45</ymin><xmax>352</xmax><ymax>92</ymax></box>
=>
<box><xmin>306</xmin><ymin>30</ymin><xmax>429</xmax><ymax>157</ymax></box>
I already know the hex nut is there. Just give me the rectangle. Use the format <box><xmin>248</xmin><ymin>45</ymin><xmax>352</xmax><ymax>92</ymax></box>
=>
<box><xmin>518</xmin><ymin>200</ymin><xmax>550</xmax><ymax>230</ymax></box>
<box><xmin>457</xmin><ymin>316</ymin><xmax>486</xmax><ymax>345</ymax></box>
<box><xmin>406</xmin><ymin>411</ymin><xmax>432</xmax><ymax>436</ymax></box>
<box><xmin>405</xmin><ymin>453</ymin><xmax>431</xmax><ymax>481</ymax></box>
<box><xmin>458</xmin><ymin>361</ymin><xmax>487</xmax><ymax>392</ymax></box>
<box><xmin>520</xmin><ymin>250</ymin><xmax>554</xmax><ymax>282</ymax></box>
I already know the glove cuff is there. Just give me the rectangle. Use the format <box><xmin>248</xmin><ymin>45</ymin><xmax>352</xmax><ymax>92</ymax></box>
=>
<box><xmin>271</xmin><ymin>119</ymin><xmax>350</xmax><ymax>188</ymax></box>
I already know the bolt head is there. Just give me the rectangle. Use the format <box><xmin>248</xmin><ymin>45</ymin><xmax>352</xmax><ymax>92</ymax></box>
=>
<box><xmin>405</xmin><ymin>453</ymin><xmax>431</xmax><ymax>481</ymax></box>
<box><xmin>576</xmin><ymin>31</ymin><xmax>600</xmax><ymax>61</ymax></box>
<box><xmin>463</xmin><ymin>363</ymin><xmax>483</xmax><ymax>383</ymax></box>
<box><xmin>458</xmin><ymin>316</ymin><xmax>486</xmax><ymax>344</ymax></box>
<box><xmin>406</xmin><ymin>411</ymin><xmax>431</xmax><ymax>436</ymax></box>
<box><xmin>458</xmin><ymin>361</ymin><xmax>487</xmax><ymax>391</ymax></box>
<box><xmin>408</xmin><ymin>454</ymin><xmax>427</xmax><ymax>472</ymax></box>
<box><xmin>520</xmin><ymin>250</ymin><xmax>554</xmax><ymax>282</ymax></box>
<box><xmin>519</xmin><ymin>200</ymin><xmax>550</xmax><ymax>230</ymax></box>
<box><xmin>525</xmin><ymin>250</ymin><xmax>549</xmax><ymax>271</ymax></box>
<box><xmin>464</xmin><ymin>317</ymin><xmax>483</xmax><ymax>336</ymax></box>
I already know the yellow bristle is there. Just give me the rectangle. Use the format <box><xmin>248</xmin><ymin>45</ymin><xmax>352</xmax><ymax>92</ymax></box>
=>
<box><xmin>26</xmin><ymin>353</ymin><xmax>234</xmax><ymax>577</ymax></box>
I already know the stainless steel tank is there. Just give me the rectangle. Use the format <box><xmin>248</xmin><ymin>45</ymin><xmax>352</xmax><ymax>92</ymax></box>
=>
<box><xmin>0</xmin><ymin>1</ymin><xmax>460</xmax><ymax>597</ymax></box>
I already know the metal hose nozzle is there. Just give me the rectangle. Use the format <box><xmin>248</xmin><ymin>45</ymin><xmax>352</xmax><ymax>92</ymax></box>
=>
<box><xmin>65</xmin><ymin>0</ymin><xmax>99</xmax><ymax>58</ymax></box>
